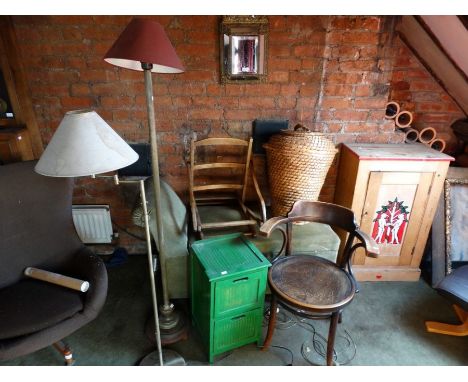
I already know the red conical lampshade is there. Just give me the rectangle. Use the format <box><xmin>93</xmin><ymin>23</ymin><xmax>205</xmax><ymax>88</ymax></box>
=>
<box><xmin>104</xmin><ymin>18</ymin><xmax>184</xmax><ymax>73</ymax></box>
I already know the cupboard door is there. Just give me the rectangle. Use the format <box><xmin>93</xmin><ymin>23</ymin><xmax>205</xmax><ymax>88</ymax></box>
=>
<box><xmin>355</xmin><ymin>171</ymin><xmax>434</xmax><ymax>266</ymax></box>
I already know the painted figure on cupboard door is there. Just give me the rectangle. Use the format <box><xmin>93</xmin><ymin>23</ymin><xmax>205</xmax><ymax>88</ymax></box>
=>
<box><xmin>372</xmin><ymin>198</ymin><xmax>410</xmax><ymax>245</ymax></box>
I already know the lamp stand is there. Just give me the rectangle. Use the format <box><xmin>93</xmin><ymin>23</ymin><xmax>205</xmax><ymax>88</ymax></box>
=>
<box><xmin>114</xmin><ymin>176</ymin><xmax>185</xmax><ymax>366</ymax></box>
<box><xmin>142</xmin><ymin>63</ymin><xmax>188</xmax><ymax>343</ymax></box>
<box><xmin>137</xmin><ymin>178</ymin><xmax>185</xmax><ymax>366</ymax></box>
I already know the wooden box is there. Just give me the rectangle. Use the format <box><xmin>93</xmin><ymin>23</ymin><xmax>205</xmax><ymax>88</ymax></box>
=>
<box><xmin>334</xmin><ymin>143</ymin><xmax>453</xmax><ymax>281</ymax></box>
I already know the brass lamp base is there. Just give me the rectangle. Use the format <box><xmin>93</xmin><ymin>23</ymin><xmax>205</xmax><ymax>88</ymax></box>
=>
<box><xmin>145</xmin><ymin>311</ymin><xmax>189</xmax><ymax>345</ymax></box>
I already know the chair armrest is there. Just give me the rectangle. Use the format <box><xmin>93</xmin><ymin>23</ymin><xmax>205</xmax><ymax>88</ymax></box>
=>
<box><xmin>355</xmin><ymin>229</ymin><xmax>379</xmax><ymax>258</ymax></box>
<box><xmin>67</xmin><ymin>247</ymin><xmax>108</xmax><ymax>318</ymax></box>
<box><xmin>259</xmin><ymin>216</ymin><xmax>291</xmax><ymax>260</ymax></box>
<box><xmin>259</xmin><ymin>216</ymin><xmax>288</xmax><ymax>237</ymax></box>
<box><xmin>249</xmin><ymin>163</ymin><xmax>267</xmax><ymax>223</ymax></box>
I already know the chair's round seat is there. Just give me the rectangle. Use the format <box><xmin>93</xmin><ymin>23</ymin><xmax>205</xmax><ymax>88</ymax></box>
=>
<box><xmin>268</xmin><ymin>255</ymin><xmax>356</xmax><ymax>313</ymax></box>
<box><xmin>0</xmin><ymin>279</ymin><xmax>84</xmax><ymax>340</ymax></box>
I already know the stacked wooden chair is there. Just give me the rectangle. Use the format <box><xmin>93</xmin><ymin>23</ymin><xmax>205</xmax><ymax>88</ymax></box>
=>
<box><xmin>188</xmin><ymin>136</ymin><xmax>266</xmax><ymax>239</ymax></box>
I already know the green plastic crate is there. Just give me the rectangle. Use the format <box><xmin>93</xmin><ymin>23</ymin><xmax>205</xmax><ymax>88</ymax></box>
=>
<box><xmin>190</xmin><ymin>233</ymin><xmax>271</xmax><ymax>363</ymax></box>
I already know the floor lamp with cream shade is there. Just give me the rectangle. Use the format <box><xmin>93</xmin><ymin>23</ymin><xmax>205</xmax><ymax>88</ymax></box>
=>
<box><xmin>34</xmin><ymin>109</ymin><xmax>184</xmax><ymax>366</ymax></box>
<box><xmin>103</xmin><ymin>18</ymin><xmax>188</xmax><ymax>352</ymax></box>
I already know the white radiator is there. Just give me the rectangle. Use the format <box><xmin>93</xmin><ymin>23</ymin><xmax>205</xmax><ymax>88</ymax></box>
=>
<box><xmin>72</xmin><ymin>205</ymin><xmax>113</xmax><ymax>244</ymax></box>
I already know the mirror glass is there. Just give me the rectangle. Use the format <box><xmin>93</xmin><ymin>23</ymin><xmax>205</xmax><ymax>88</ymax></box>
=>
<box><xmin>220</xmin><ymin>16</ymin><xmax>268</xmax><ymax>84</ymax></box>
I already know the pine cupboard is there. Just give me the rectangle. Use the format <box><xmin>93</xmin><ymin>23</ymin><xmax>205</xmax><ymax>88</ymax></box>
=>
<box><xmin>334</xmin><ymin>143</ymin><xmax>453</xmax><ymax>281</ymax></box>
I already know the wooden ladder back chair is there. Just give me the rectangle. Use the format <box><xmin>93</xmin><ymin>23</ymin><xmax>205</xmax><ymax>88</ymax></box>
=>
<box><xmin>259</xmin><ymin>200</ymin><xmax>379</xmax><ymax>365</ymax></box>
<box><xmin>188</xmin><ymin>136</ymin><xmax>266</xmax><ymax>239</ymax></box>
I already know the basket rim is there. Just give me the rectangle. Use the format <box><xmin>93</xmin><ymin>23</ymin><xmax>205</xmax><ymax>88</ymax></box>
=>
<box><xmin>263</xmin><ymin>143</ymin><xmax>338</xmax><ymax>153</ymax></box>
<box><xmin>279</xmin><ymin>129</ymin><xmax>326</xmax><ymax>136</ymax></box>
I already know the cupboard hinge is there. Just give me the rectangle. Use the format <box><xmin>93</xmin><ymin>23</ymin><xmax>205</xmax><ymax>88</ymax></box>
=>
<box><xmin>427</xmin><ymin>183</ymin><xmax>432</xmax><ymax>195</ymax></box>
<box><xmin>411</xmin><ymin>246</ymin><xmax>416</xmax><ymax>256</ymax></box>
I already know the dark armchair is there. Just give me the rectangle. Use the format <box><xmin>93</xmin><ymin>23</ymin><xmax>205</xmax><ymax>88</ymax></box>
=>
<box><xmin>0</xmin><ymin>160</ymin><xmax>108</xmax><ymax>364</ymax></box>
<box><xmin>425</xmin><ymin>265</ymin><xmax>468</xmax><ymax>336</ymax></box>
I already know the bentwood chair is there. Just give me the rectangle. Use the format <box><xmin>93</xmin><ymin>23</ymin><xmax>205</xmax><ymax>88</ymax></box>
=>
<box><xmin>259</xmin><ymin>200</ymin><xmax>379</xmax><ymax>365</ymax></box>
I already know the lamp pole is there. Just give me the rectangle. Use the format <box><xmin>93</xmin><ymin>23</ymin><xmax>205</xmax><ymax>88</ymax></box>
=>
<box><xmin>103</xmin><ymin>17</ymin><xmax>187</xmax><ymax>350</ymax></box>
<box><xmin>142</xmin><ymin>62</ymin><xmax>180</xmax><ymax>331</ymax></box>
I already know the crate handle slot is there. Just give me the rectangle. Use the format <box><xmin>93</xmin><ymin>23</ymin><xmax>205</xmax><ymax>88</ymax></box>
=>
<box><xmin>233</xmin><ymin>277</ymin><xmax>249</xmax><ymax>283</ymax></box>
<box><xmin>231</xmin><ymin>314</ymin><xmax>246</xmax><ymax>321</ymax></box>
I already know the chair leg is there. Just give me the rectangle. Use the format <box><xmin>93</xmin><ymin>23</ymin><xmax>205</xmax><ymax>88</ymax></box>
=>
<box><xmin>262</xmin><ymin>295</ymin><xmax>278</xmax><ymax>351</ymax></box>
<box><xmin>53</xmin><ymin>341</ymin><xmax>75</xmax><ymax>366</ymax></box>
<box><xmin>326</xmin><ymin>312</ymin><xmax>340</xmax><ymax>366</ymax></box>
<box><xmin>454</xmin><ymin>304</ymin><xmax>468</xmax><ymax>323</ymax></box>
<box><xmin>425</xmin><ymin>304</ymin><xmax>468</xmax><ymax>337</ymax></box>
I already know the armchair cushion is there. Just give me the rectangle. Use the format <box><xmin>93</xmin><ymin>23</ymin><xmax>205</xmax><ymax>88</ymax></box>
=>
<box><xmin>0</xmin><ymin>279</ymin><xmax>84</xmax><ymax>340</ymax></box>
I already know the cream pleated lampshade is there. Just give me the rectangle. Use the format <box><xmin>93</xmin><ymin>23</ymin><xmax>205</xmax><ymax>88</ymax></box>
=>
<box><xmin>35</xmin><ymin>109</ymin><xmax>138</xmax><ymax>177</ymax></box>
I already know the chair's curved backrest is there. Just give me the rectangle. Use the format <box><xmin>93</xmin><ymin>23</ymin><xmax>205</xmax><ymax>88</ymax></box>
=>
<box><xmin>287</xmin><ymin>201</ymin><xmax>361</xmax><ymax>266</ymax></box>
<box><xmin>260</xmin><ymin>200</ymin><xmax>377</xmax><ymax>267</ymax></box>
<box><xmin>0</xmin><ymin>160</ymin><xmax>83</xmax><ymax>288</ymax></box>
<box><xmin>286</xmin><ymin>200</ymin><xmax>357</xmax><ymax>232</ymax></box>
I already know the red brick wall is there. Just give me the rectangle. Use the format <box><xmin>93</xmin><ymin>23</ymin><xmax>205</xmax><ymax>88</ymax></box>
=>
<box><xmin>390</xmin><ymin>36</ymin><xmax>465</xmax><ymax>154</ymax></box>
<box><xmin>12</xmin><ymin>15</ymin><xmax>329</xmax><ymax>185</ymax></box>
<box><xmin>315</xmin><ymin>16</ymin><xmax>401</xmax><ymax>143</ymax></box>
<box><xmin>313</xmin><ymin>16</ymin><xmax>405</xmax><ymax>201</ymax></box>
<box><xmin>11</xmin><ymin>15</ymin><xmax>331</xmax><ymax>251</ymax></box>
<box><xmin>11</xmin><ymin>15</ymin><xmax>460</xmax><ymax>253</ymax></box>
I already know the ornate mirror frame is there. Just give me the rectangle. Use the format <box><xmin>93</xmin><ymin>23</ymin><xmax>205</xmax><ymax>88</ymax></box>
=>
<box><xmin>444</xmin><ymin>177</ymin><xmax>468</xmax><ymax>275</ymax></box>
<box><xmin>220</xmin><ymin>16</ymin><xmax>269</xmax><ymax>84</ymax></box>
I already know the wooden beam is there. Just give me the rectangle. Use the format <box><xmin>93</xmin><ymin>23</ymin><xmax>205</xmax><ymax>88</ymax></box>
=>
<box><xmin>397</xmin><ymin>16</ymin><xmax>468</xmax><ymax>116</ymax></box>
<box><xmin>0</xmin><ymin>16</ymin><xmax>43</xmax><ymax>158</ymax></box>
<box><xmin>415</xmin><ymin>16</ymin><xmax>467</xmax><ymax>83</ymax></box>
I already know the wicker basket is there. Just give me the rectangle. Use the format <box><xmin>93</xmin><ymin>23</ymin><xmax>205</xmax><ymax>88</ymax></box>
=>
<box><xmin>263</xmin><ymin>124</ymin><xmax>337</xmax><ymax>217</ymax></box>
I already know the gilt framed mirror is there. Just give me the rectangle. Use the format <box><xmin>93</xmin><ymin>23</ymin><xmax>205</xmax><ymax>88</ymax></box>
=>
<box><xmin>429</xmin><ymin>168</ymin><xmax>468</xmax><ymax>287</ymax></box>
<box><xmin>220</xmin><ymin>16</ymin><xmax>269</xmax><ymax>84</ymax></box>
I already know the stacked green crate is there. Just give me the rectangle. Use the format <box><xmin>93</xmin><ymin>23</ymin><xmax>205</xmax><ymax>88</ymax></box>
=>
<box><xmin>190</xmin><ymin>233</ymin><xmax>271</xmax><ymax>363</ymax></box>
